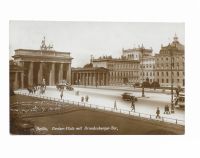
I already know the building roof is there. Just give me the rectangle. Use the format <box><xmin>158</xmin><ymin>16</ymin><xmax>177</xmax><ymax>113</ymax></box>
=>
<box><xmin>72</xmin><ymin>67</ymin><xmax>109</xmax><ymax>72</ymax></box>
<box><xmin>92</xmin><ymin>58</ymin><xmax>140</xmax><ymax>63</ymax></box>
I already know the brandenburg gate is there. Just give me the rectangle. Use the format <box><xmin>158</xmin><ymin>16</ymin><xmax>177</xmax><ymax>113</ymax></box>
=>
<box><xmin>12</xmin><ymin>38</ymin><xmax>73</xmax><ymax>88</ymax></box>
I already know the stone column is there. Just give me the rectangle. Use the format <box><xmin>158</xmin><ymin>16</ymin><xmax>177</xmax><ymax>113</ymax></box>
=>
<box><xmin>106</xmin><ymin>72</ymin><xmax>109</xmax><ymax>86</ymax></box>
<box><xmin>80</xmin><ymin>73</ymin><xmax>82</xmax><ymax>85</ymax></box>
<box><xmin>88</xmin><ymin>73</ymin><xmax>91</xmax><ymax>85</ymax></box>
<box><xmin>71</xmin><ymin>72</ymin><xmax>74</xmax><ymax>85</ymax></box>
<box><xmin>49</xmin><ymin>63</ymin><xmax>55</xmax><ymax>86</ymax></box>
<box><xmin>38</xmin><ymin>62</ymin><xmax>43</xmax><ymax>84</ymax></box>
<box><xmin>14</xmin><ymin>72</ymin><xmax>18</xmax><ymax>89</ymax></box>
<box><xmin>67</xmin><ymin>63</ymin><xmax>71</xmax><ymax>83</ymax></box>
<box><xmin>21</xmin><ymin>72</ymin><xmax>24</xmax><ymax>89</ymax></box>
<box><xmin>82</xmin><ymin>73</ymin><xmax>85</xmax><ymax>85</ymax></box>
<box><xmin>59</xmin><ymin>63</ymin><xmax>64</xmax><ymax>82</ymax></box>
<box><xmin>103</xmin><ymin>73</ymin><xmax>105</xmax><ymax>86</ymax></box>
<box><xmin>76</xmin><ymin>72</ymin><xmax>79</xmax><ymax>85</ymax></box>
<box><xmin>28</xmin><ymin>62</ymin><xmax>33</xmax><ymax>86</ymax></box>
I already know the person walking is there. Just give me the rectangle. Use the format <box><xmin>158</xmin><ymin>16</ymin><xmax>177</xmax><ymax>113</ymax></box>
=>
<box><xmin>164</xmin><ymin>105</ymin><xmax>167</xmax><ymax>114</ymax></box>
<box><xmin>85</xmin><ymin>95</ymin><xmax>89</xmax><ymax>102</ymax></box>
<box><xmin>114</xmin><ymin>100</ymin><xmax>117</xmax><ymax>110</ymax></box>
<box><xmin>81</xmin><ymin>96</ymin><xmax>84</xmax><ymax>102</ymax></box>
<box><xmin>131</xmin><ymin>97</ymin><xmax>135</xmax><ymax>112</ymax></box>
<box><xmin>60</xmin><ymin>89</ymin><xmax>63</xmax><ymax>99</ymax></box>
<box><xmin>156</xmin><ymin>107</ymin><xmax>161</xmax><ymax>119</ymax></box>
<box><xmin>166</xmin><ymin>105</ymin><xmax>170</xmax><ymax>114</ymax></box>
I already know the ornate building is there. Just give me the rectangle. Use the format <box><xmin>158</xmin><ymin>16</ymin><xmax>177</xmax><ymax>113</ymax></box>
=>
<box><xmin>71</xmin><ymin>67</ymin><xmax>109</xmax><ymax>86</ymax></box>
<box><xmin>10</xmin><ymin>60</ymin><xmax>25</xmax><ymax>90</ymax></box>
<box><xmin>140</xmin><ymin>55</ymin><xmax>155</xmax><ymax>83</ymax></box>
<box><xmin>155</xmin><ymin>34</ymin><xmax>185</xmax><ymax>87</ymax></box>
<box><xmin>122</xmin><ymin>46</ymin><xmax>155</xmax><ymax>84</ymax></box>
<box><xmin>11</xmin><ymin>37</ymin><xmax>73</xmax><ymax>88</ymax></box>
<box><xmin>92</xmin><ymin>56</ymin><xmax>140</xmax><ymax>85</ymax></box>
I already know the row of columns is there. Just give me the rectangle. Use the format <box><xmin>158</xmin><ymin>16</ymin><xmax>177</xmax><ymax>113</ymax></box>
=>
<box><xmin>73</xmin><ymin>72</ymin><xmax>109</xmax><ymax>86</ymax></box>
<box><xmin>27</xmin><ymin>61</ymin><xmax>71</xmax><ymax>87</ymax></box>
<box><xmin>13</xmin><ymin>71</ymin><xmax>24</xmax><ymax>89</ymax></box>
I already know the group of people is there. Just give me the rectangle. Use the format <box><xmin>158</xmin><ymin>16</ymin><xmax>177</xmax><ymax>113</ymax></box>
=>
<box><xmin>164</xmin><ymin>105</ymin><xmax>170</xmax><ymax>114</ymax></box>
<box><xmin>81</xmin><ymin>95</ymin><xmax>89</xmax><ymax>102</ymax></box>
<box><xmin>156</xmin><ymin>105</ymin><xmax>172</xmax><ymax>119</ymax></box>
<box><xmin>27</xmin><ymin>84</ymin><xmax>46</xmax><ymax>95</ymax></box>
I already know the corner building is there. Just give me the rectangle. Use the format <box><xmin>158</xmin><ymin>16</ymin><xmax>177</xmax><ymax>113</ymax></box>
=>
<box><xmin>155</xmin><ymin>35</ymin><xmax>185</xmax><ymax>87</ymax></box>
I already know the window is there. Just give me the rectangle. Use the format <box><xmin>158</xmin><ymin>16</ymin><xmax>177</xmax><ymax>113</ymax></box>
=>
<box><xmin>177</xmin><ymin>79</ymin><xmax>179</xmax><ymax>83</ymax></box>
<box><xmin>166</xmin><ymin>57</ymin><xmax>168</xmax><ymax>61</ymax></box>
<box><xmin>177</xmin><ymin>71</ymin><xmax>179</xmax><ymax>76</ymax></box>
<box><xmin>166</xmin><ymin>71</ymin><xmax>168</xmax><ymax>76</ymax></box>
<box><xmin>162</xmin><ymin>72</ymin><xmax>164</xmax><ymax>76</ymax></box>
<box><xmin>157</xmin><ymin>72</ymin><xmax>159</xmax><ymax>76</ymax></box>
<box><xmin>162</xmin><ymin>79</ymin><xmax>164</xmax><ymax>83</ymax></box>
<box><xmin>166</xmin><ymin>79</ymin><xmax>168</xmax><ymax>83</ymax></box>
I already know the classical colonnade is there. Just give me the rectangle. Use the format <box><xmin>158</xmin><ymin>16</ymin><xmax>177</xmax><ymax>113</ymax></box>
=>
<box><xmin>25</xmin><ymin>61</ymin><xmax>71</xmax><ymax>87</ymax></box>
<box><xmin>72</xmin><ymin>71</ymin><xmax>109</xmax><ymax>86</ymax></box>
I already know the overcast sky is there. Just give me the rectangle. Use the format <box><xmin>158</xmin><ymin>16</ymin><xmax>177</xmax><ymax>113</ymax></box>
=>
<box><xmin>9</xmin><ymin>21</ymin><xmax>184</xmax><ymax>67</ymax></box>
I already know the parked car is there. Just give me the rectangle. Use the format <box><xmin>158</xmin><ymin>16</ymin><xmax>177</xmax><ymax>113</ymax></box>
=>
<box><xmin>121</xmin><ymin>92</ymin><xmax>138</xmax><ymax>101</ymax></box>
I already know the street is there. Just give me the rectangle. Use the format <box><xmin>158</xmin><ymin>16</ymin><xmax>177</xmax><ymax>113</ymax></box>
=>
<box><xmin>16</xmin><ymin>86</ymin><xmax>185</xmax><ymax>121</ymax></box>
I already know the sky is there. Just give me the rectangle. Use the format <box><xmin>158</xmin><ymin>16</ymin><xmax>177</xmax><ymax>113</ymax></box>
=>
<box><xmin>9</xmin><ymin>21</ymin><xmax>184</xmax><ymax>67</ymax></box>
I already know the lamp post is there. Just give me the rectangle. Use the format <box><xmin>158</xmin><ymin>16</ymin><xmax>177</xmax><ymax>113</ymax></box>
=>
<box><xmin>169</xmin><ymin>44</ymin><xmax>175</xmax><ymax>113</ymax></box>
<box><xmin>140</xmin><ymin>44</ymin><xmax>145</xmax><ymax>97</ymax></box>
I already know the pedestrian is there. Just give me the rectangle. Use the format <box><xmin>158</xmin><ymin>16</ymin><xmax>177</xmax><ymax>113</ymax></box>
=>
<box><xmin>60</xmin><ymin>90</ymin><xmax>63</xmax><ymax>99</ymax></box>
<box><xmin>114</xmin><ymin>100</ymin><xmax>117</xmax><ymax>110</ymax></box>
<box><xmin>164</xmin><ymin>105</ymin><xmax>167</xmax><ymax>114</ymax></box>
<box><xmin>156</xmin><ymin>107</ymin><xmax>161</xmax><ymax>119</ymax></box>
<box><xmin>166</xmin><ymin>105</ymin><xmax>170</xmax><ymax>114</ymax></box>
<box><xmin>85</xmin><ymin>95</ymin><xmax>89</xmax><ymax>102</ymax></box>
<box><xmin>81</xmin><ymin>96</ymin><xmax>84</xmax><ymax>102</ymax></box>
<box><xmin>131</xmin><ymin>97</ymin><xmax>135</xmax><ymax>112</ymax></box>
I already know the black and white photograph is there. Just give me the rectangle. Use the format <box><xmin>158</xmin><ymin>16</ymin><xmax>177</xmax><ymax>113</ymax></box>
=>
<box><xmin>2</xmin><ymin>0</ymin><xmax>200</xmax><ymax>157</ymax></box>
<box><xmin>9</xmin><ymin>21</ymin><xmax>185</xmax><ymax>135</ymax></box>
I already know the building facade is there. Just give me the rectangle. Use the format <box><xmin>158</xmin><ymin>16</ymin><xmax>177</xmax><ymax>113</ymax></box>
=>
<box><xmin>140</xmin><ymin>55</ymin><xmax>155</xmax><ymax>84</ymax></box>
<box><xmin>92</xmin><ymin>56</ymin><xmax>140</xmax><ymax>85</ymax></box>
<box><xmin>11</xmin><ymin>38</ymin><xmax>73</xmax><ymax>88</ymax></box>
<box><xmin>71</xmin><ymin>67</ymin><xmax>109</xmax><ymax>86</ymax></box>
<box><xmin>154</xmin><ymin>35</ymin><xmax>185</xmax><ymax>87</ymax></box>
<box><xmin>10</xmin><ymin>60</ymin><xmax>25</xmax><ymax>90</ymax></box>
<box><xmin>122</xmin><ymin>46</ymin><xmax>155</xmax><ymax>84</ymax></box>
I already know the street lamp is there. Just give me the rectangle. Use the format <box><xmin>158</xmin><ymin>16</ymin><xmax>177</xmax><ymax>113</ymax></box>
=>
<box><xmin>140</xmin><ymin>44</ymin><xmax>145</xmax><ymax>97</ymax></box>
<box><xmin>169</xmin><ymin>44</ymin><xmax>175</xmax><ymax>113</ymax></box>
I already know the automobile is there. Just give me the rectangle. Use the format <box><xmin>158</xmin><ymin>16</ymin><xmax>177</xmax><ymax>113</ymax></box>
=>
<box><xmin>56</xmin><ymin>80</ymin><xmax>74</xmax><ymax>91</ymax></box>
<box><xmin>121</xmin><ymin>92</ymin><xmax>138</xmax><ymax>101</ymax></box>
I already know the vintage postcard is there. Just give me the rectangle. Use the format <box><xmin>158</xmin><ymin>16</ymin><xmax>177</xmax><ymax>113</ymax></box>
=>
<box><xmin>9</xmin><ymin>21</ymin><xmax>185</xmax><ymax>135</ymax></box>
